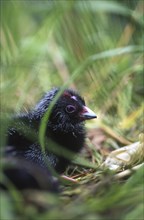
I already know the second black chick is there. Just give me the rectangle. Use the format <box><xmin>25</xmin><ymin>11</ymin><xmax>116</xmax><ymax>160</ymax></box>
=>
<box><xmin>6</xmin><ymin>88</ymin><xmax>96</xmax><ymax>174</ymax></box>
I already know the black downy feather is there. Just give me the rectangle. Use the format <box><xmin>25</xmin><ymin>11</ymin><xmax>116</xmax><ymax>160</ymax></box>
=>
<box><xmin>2</xmin><ymin>88</ymin><xmax>96</xmax><ymax>190</ymax></box>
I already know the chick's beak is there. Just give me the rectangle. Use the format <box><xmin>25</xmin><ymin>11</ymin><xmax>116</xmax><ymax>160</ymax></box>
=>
<box><xmin>80</xmin><ymin>106</ymin><xmax>97</xmax><ymax>120</ymax></box>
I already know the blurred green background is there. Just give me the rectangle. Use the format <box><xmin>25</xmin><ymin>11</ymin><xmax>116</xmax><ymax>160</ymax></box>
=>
<box><xmin>0</xmin><ymin>0</ymin><xmax>143</xmax><ymax>219</ymax></box>
<box><xmin>1</xmin><ymin>0</ymin><xmax>143</xmax><ymax>141</ymax></box>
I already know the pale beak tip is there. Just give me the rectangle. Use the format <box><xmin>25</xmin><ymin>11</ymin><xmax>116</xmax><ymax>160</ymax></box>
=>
<box><xmin>81</xmin><ymin>106</ymin><xmax>97</xmax><ymax>120</ymax></box>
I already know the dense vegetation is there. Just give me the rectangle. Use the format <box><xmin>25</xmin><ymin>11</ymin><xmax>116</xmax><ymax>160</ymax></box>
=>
<box><xmin>1</xmin><ymin>0</ymin><xmax>143</xmax><ymax>219</ymax></box>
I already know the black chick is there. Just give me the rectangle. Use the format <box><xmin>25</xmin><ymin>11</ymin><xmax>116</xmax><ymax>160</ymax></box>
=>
<box><xmin>3</xmin><ymin>88</ymin><xmax>96</xmax><ymax>189</ymax></box>
<box><xmin>1</xmin><ymin>157</ymin><xmax>59</xmax><ymax>191</ymax></box>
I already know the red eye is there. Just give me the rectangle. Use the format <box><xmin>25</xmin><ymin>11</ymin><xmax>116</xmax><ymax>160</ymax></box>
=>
<box><xmin>66</xmin><ymin>105</ymin><xmax>76</xmax><ymax>113</ymax></box>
